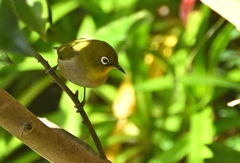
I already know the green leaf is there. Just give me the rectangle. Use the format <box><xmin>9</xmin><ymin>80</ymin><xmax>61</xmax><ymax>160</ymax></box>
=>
<box><xmin>115</xmin><ymin>146</ymin><xmax>143</xmax><ymax>163</ymax></box>
<box><xmin>11</xmin><ymin>0</ymin><xmax>49</xmax><ymax>40</ymax></box>
<box><xmin>93</xmin><ymin>10</ymin><xmax>152</xmax><ymax>48</ymax></box>
<box><xmin>208</xmin><ymin>23</ymin><xmax>234</xmax><ymax>71</ymax></box>
<box><xmin>180</xmin><ymin>74</ymin><xmax>240</xmax><ymax>90</ymax></box>
<box><xmin>205</xmin><ymin>143</ymin><xmax>240</xmax><ymax>163</ymax></box>
<box><xmin>187</xmin><ymin>107</ymin><xmax>215</xmax><ymax>162</ymax></box>
<box><xmin>134</xmin><ymin>74</ymin><xmax>240</xmax><ymax>92</ymax></box>
<box><xmin>0</xmin><ymin>0</ymin><xmax>34</xmax><ymax>55</ymax></box>
<box><xmin>158</xmin><ymin>136</ymin><xmax>190</xmax><ymax>163</ymax></box>
<box><xmin>77</xmin><ymin>0</ymin><xmax>110</xmax><ymax>26</ymax></box>
<box><xmin>76</xmin><ymin>15</ymin><xmax>96</xmax><ymax>38</ymax></box>
<box><xmin>215</xmin><ymin>116</ymin><xmax>240</xmax><ymax>134</ymax></box>
<box><xmin>0</xmin><ymin>51</ymin><xmax>13</xmax><ymax>68</ymax></box>
<box><xmin>89</xmin><ymin>112</ymin><xmax>115</xmax><ymax>124</ymax></box>
<box><xmin>134</xmin><ymin>75</ymin><xmax>174</xmax><ymax>91</ymax></box>
<box><xmin>50</xmin><ymin>0</ymin><xmax>80</xmax><ymax>24</ymax></box>
<box><xmin>93</xmin><ymin>84</ymin><xmax>118</xmax><ymax>104</ymax></box>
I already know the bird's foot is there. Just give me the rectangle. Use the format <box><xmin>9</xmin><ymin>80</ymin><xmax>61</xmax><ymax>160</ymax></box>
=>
<box><xmin>75</xmin><ymin>100</ymin><xmax>85</xmax><ymax>113</ymax></box>
<box><xmin>45</xmin><ymin>65</ymin><xmax>58</xmax><ymax>75</ymax></box>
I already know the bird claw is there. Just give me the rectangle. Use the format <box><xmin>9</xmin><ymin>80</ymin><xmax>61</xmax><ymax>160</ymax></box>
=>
<box><xmin>75</xmin><ymin>100</ymin><xmax>85</xmax><ymax>112</ymax></box>
<box><xmin>45</xmin><ymin>65</ymin><xmax>58</xmax><ymax>75</ymax></box>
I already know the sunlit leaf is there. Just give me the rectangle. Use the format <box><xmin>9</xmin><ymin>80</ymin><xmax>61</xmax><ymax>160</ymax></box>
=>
<box><xmin>188</xmin><ymin>107</ymin><xmax>215</xmax><ymax>162</ymax></box>
<box><xmin>76</xmin><ymin>15</ymin><xmax>96</xmax><ymax>39</ymax></box>
<box><xmin>89</xmin><ymin>112</ymin><xmax>115</xmax><ymax>124</ymax></box>
<box><xmin>99</xmin><ymin>0</ymin><xmax>137</xmax><ymax>13</ymax></box>
<box><xmin>93</xmin><ymin>10</ymin><xmax>153</xmax><ymax>48</ymax></box>
<box><xmin>50</xmin><ymin>0</ymin><xmax>80</xmax><ymax>24</ymax></box>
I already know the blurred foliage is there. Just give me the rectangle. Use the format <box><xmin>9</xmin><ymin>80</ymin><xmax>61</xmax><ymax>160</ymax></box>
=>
<box><xmin>1</xmin><ymin>0</ymin><xmax>240</xmax><ymax>162</ymax></box>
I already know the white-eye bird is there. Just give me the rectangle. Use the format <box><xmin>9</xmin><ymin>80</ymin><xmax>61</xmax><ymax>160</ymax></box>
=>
<box><xmin>52</xmin><ymin>38</ymin><xmax>125</xmax><ymax>110</ymax></box>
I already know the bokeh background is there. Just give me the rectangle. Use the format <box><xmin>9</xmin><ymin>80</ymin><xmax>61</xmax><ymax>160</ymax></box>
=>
<box><xmin>1</xmin><ymin>0</ymin><xmax>240</xmax><ymax>162</ymax></box>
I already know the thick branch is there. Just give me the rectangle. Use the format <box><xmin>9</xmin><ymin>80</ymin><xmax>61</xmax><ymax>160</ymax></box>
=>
<box><xmin>0</xmin><ymin>87</ymin><xmax>109</xmax><ymax>163</ymax></box>
<box><xmin>33</xmin><ymin>50</ymin><xmax>107</xmax><ymax>160</ymax></box>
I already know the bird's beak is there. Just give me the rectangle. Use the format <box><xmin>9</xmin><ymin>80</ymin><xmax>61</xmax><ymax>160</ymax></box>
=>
<box><xmin>113</xmin><ymin>65</ymin><xmax>126</xmax><ymax>74</ymax></box>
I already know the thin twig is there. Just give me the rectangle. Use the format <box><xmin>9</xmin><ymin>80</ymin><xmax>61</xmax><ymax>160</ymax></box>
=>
<box><xmin>32</xmin><ymin>50</ymin><xmax>107</xmax><ymax>160</ymax></box>
<box><xmin>227</xmin><ymin>98</ymin><xmax>240</xmax><ymax>107</ymax></box>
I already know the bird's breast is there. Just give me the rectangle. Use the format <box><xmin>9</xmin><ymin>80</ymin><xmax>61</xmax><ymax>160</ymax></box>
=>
<box><xmin>58</xmin><ymin>57</ymin><xmax>109</xmax><ymax>88</ymax></box>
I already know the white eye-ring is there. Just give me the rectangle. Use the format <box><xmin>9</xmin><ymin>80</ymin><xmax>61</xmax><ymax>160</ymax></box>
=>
<box><xmin>101</xmin><ymin>56</ymin><xmax>109</xmax><ymax>65</ymax></box>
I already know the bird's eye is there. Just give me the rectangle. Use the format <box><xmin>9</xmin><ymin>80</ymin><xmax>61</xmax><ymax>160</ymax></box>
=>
<box><xmin>101</xmin><ymin>56</ymin><xmax>109</xmax><ymax>65</ymax></box>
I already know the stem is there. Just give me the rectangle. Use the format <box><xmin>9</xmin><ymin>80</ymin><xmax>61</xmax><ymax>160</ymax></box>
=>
<box><xmin>33</xmin><ymin>50</ymin><xmax>107</xmax><ymax>160</ymax></box>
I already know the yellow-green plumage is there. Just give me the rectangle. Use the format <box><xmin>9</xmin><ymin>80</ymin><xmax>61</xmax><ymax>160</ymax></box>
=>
<box><xmin>55</xmin><ymin>38</ymin><xmax>124</xmax><ymax>88</ymax></box>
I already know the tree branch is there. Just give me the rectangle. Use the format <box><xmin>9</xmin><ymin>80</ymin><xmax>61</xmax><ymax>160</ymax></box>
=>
<box><xmin>0</xmin><ymin>87</ymin><xmax>109</xmax><ymax>163</ymax></box>
<box><xmin>32</xmin><ymin>50</ymin><xmax>107</xmax><ymax>160</ymax></box>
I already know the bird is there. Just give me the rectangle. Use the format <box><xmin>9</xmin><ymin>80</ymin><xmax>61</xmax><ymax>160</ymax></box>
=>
<box><xmin>49</xmin><ymin>38</ymin><xmax>125</xmax><ymax>111</ymax></box>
